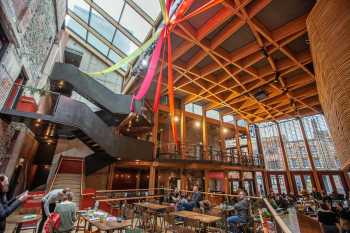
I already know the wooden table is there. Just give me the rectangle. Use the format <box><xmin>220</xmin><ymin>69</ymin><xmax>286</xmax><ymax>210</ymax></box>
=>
<box><xmin>171</xmin><ymin>210</ymin><xmax>222</xmax><ymax>224</ymax></box>
<box><xmin>79</xmin><ymin>210</ymin><xmax>132</xmax><ymax>233</ymax></box>
<box><xmin>134</xmin><ymin>202</ymin><xmax>170</xmax><ymax>232</ymax></box>
<box><xmin>8</xmin><ymin>214</ymin><xmax>41</xmax><ymax>233</ymax></box>
<box><xmin>134</xmin><ymin>202</ymin><xmax>170</xmax><ymax>211</ymax></box>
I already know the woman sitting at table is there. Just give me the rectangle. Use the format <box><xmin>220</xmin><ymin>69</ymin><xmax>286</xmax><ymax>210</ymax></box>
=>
<box><xmin>54</xmin><ymin>192</ymin><xmax>76</xmax><ymax>233</ymax></box>
<box><xmin>318</xmin><ymin>202</ymin><xmax>339</xmax><ymax>233</ymax></box>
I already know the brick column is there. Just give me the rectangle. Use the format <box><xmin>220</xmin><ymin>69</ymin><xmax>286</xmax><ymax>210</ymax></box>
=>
<box><xmin>307</xmin><ymin>0</ymin><xmax>350</xmax><ymax>168</ymax></box>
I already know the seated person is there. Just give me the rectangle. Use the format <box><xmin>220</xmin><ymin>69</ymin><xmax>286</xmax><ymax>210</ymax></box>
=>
<box><xmin>54</xmin><ymin>192</ymin><xmax>76</xmax><ymax>233</ymax></box>
<box><xmin>227</xmin><ymin>190</ymin><xmax>249</xmax><ymax>229</ymax></box>
<box><xmin>339</xmin><ymin>209</ymin><xmax>350</xmax><ymax>233</ymax></box>
<box><xmin>318</xmin><ymin>202</ymin><xmax>339</xmax><ymax>233</ymax></box>
<box><xmin>189</xmin><ymin>185</ymin><xmax>202</xmax><ymax>209</ymax></box>
<box><xmin>312</xmin><ymin>188</ymin><xmax>322</xmax><ymax>200</ymax></box>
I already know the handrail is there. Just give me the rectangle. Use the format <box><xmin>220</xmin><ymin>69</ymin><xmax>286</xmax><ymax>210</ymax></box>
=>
<box><xmin>80</xmin><ymin>158</ymin><xmax>85</xmax><ymax>197</ymax></box>
<box><xmin>97</xmin><ymin>195</ymin><xmax>164</xmax><ymax>202</ymax></box>
<box><xmin>47</xmin><ymin>155</ymin><xmax>64</xmax><ymax>192</ymax></box>
<box><xmin>263</xmin><ymin>198</ymin><xmax>293</xmax><ymax>233</ymax></box>
<box><xmin>96</xmin><ymin>188</ymin><xmax>164</xmax><ymax>194</ymax></box>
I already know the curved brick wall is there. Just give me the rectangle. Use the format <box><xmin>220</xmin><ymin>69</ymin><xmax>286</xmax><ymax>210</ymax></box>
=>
<box><xmin>306</xmin><ymin>0</ymin><xmax>350</xmax><ymax>168</ymax></box>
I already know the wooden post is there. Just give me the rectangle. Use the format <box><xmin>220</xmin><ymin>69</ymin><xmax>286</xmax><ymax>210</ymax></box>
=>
<box><xmin>235</xmin><ymin>121</ymin><xmax>241</xmax><ymax>164</ymax></box>
<box><xmin>219</xmin><ymin>114</ymin><xmax>227</xmax><ymax>162</ymax></box>
<box><xmin>202</xmin><ymin>108</ymin><xmax>208</xmax><ymax>160</ymax></box>
<box><xmin>276</xmin><ymin>123</ymin><xmax>295</xmax><ymax>193</ymax></box>
<box><xmin>106</xmin><ymin>163</ymin><xmax>115</xmax><ymax>189</ymax></box>
<box><xmin>298</xmin><ymin>118</ymin><xmax>322</xmax><ymax>191</ymax></box>
<box><xmin>246</xmin><ymin>125</ymin><xmax>254</xmax><ymax>165</ymax></box>
<box><xmin>224</xmin><ymin>171</ymin><xmax>229</xmax><ymax>194</ymax></box>
<box><xmin>180</xmin><ymin>102</ymin><xmax>186</xmax><ymax>159</ymax></box>
<box><xmin>204</xmin><ymin>170</ymin><xmax>209</xmax><ymax>199</ymax></box>
<box><xmin>180</xmin><ymin>169</ymin><xmax>188</xmax><ymax>190</ymax></box>
<box><xmin>152</xmin><ymin>110</ymin><xmax>159</xmax><ymax>160</ymax></box>
<box><xmin>149</xmin><ymin>166</ymin><xmax>156</xmax><ymax>195</ymax></box>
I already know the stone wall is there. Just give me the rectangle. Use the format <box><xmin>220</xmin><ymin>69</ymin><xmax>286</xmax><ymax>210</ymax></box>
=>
<box><xmin>0</xmin><ymin>0</ymin><xmax>67</xmax><ymax>107</ymax></box>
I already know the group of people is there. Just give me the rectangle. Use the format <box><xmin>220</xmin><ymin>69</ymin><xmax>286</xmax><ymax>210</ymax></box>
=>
<box><xmin>38</xmin><ymin>188</ymin><xmax>76</xmax><ymax>233</ymax></box>
<box><xmin>268</xmin><ymin>188</ymin><xmax>350</xmax><ymax>233</ymax></box>
<box><xmin>166</xmin><ymin>186</ymin><xmax>249</xmax><ymax>232</ymax></box>
<box><xmin>0</xmin><ymin>173</ymin><xmax>76</xmax><ymax>233</ymax></box>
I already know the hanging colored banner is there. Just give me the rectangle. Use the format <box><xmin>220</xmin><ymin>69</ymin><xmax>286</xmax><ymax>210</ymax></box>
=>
<box><xmin>153</xmin><ymin>42</ymin><xmax>166</xmax><ymax>113</ymax></box>
<box><xmin>134</xmin><ymin>28</ymin><xmax>166</xmax><ymax>101</ymax></box>
<box><xmin>87</xmin><ymin>30</ymin><xmax>162</xmax><ymax>77</ymax></box>
<box><xmin>159</xmin><ymin>0</ymin><xmax>168</xmax><ymax>24</ymax></box>
<box><xmin>167</xmin><ymin>27</ymin><xmax>178</xmax><ymax>143</ymax></box>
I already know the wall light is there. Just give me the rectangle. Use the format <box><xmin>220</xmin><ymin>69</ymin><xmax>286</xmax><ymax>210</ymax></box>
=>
<box><xmin>195</xmin><ymin>121</ymin><xmax>201</xmax><ymax>128</ymax></box>
<box><xmin>174</xmin><ymin>116</ymin><xmax>179</xmax><ymax>122</ymax></box>
<box><xmin>222</xmin><ymin>128</ymin><xmax>228</xmax><ymax>133</ymax></box>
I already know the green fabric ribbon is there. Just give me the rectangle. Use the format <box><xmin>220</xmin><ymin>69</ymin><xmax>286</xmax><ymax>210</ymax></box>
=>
<box><xmin>87</xmin><ymin>30</ymin><xmax>162</xmax><ymax>77</ymax></box>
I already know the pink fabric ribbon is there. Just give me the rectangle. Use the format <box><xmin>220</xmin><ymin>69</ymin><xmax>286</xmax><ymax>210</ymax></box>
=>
<box><xmin>133</xmin><ymin>29</ymin><xmax>166</xmax><ymax>101</ymax></box>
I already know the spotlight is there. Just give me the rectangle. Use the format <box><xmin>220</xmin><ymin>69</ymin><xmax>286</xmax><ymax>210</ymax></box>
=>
<box><xmin>195</xmin><ymin>121</ymin><xmax>201</xmax><ymax>128</ymax></box>
<box><xmin>141</xmin><ymin>59</ymin><xmax>148</xmax><ymax>67</ymax></box>
<box><xmin>274</xmin><ymin>71</ymin><xmax>280</xmax><ymax>83</ymax></box>
<box><xmin>174</xmin><ymin>116</ymin><xmax>179</xmax><ymax>122</ymax></box>
<box><xmin>222</xmin><ymin>128</ymin><xmax>228</xmax><ymax>133</ymax></box>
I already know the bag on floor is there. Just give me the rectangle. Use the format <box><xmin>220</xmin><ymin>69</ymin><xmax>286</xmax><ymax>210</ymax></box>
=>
<box><xmin>44</xmin><ymin>212</ymin><xmax>61</xmax><ymax>233</ymax></box>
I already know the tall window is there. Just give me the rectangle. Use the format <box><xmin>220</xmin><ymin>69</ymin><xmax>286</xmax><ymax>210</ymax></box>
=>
<box><xmin>206</xmin><ymin>110</ymin><xmax>220</xmax><ymax>120</ymax></box>
<box><xmin>249</xmin><ymin>125</ymin><xmax>259</xmax><ymax>156</ymax></box>
<box><xmin>185</xmin><ymin>103</ymin><xmax>202</xmax><ymax>115</ymax></box>
<box><xmin>258</xmin><ymin>122</ymin><xmax>285</xmax><ymax>170</ymax></box>
<box><xmin>278</xmin><ymin>119</ymin><xmax>311</xmax><ymax>170</ymax></box>
<box><xmin>302</xmin><ymin>114</ymin><xmax>340</xmax><ymax>170</ymax></box>
<box><xmin>223</xmin><ymin>115</ymin><xmax>235</xmax><ymax>124</ymax></box>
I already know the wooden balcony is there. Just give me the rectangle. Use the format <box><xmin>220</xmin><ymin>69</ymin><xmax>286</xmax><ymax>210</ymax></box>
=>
<box><xmin>157</xmin><ymin>142</ymin><xmax>264</xmax><ymax>168</ymax></box>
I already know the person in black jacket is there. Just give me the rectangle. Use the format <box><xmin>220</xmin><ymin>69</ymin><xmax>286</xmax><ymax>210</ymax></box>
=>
<box><xmin>0</xmin><ymin>174</ymin><xmax>28</xmax><ymax>233</ymax></box>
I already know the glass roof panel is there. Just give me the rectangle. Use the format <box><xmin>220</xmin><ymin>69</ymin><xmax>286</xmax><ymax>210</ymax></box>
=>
<box><xmin>87</xmin><ymin>32</ymin><xmax>109</xmax><ymax>55</ymax></box>
<box><xmin>131</xmin><ymin>0</ymin><xmax>161</xmax><ymax>20</ymax></box>
<box><xmin>68</xmin><ymin>0</ymin><xmax>90</xmax><ymax>22</ymax></box>
<box><xmin>120</xmin><ymin>3</ymin><xmax>152</xmax><ymax>42</ymax></box>
<box><xmin>90</xmin><ymin>9</ymin><xmax>115</xmax><ymax>41</ymax></box>
<box><xmin>108</xmin><ymin>50</ymin><xmax>128</xmax><ymax>71</ymax></box>
<box><xmin>113</xmin><ymin>30</ymin><xmax>138</xmax><ymax>55</ymax></box>
<box><xmin>66</xmin><ymin>15</ymin><xmax>87</xmax><ymax>39</ymax></box>
<box><xmin>92</xmin><ymin>0</ymin><xmax>125</xmax><ymax>21</ymax></box>
<box><xmin>66</xmin><ymin>0</ymin><xmax>162</xmax><ymax>75</ymax></box>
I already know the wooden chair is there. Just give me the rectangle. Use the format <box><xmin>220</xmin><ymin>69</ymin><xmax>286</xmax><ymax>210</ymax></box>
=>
<box><xmin>184</xmin><ymin>218</ymin><xmax>201</xmax><ymax>232</ymax></box>
<box><xmin>164</xmin><ymin>214</ymin><xmax>184</xmax><ymax>233</ymax></box>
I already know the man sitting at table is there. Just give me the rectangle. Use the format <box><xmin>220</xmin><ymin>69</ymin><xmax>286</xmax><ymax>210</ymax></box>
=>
<box><xmin>176</xmin><ymin>186</ymin><xmax>202</xmax><ymax>211</ymax></box>
<box><xmin>227</xmin><ymin>190</ymin><xmax>249</xmax><ymax>231</ymax></box>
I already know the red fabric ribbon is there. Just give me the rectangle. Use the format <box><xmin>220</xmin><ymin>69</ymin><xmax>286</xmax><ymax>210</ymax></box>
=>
<box><xmin>152</xmin><ymin>42</ymin><xmax>166</xmax><ymax>112</ymax></box>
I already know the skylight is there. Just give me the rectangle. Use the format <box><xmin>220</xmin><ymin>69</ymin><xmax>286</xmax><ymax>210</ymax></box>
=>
<box><xmin>65</xmin><ymin>0</ymin><xmax>161</xmax><ymax>74</ymax></box>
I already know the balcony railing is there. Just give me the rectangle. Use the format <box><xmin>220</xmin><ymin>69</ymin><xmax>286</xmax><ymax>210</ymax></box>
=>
<box><xmin>157</xmin><ymin>142</ymin><xmax>264</xmax><ymax>168</ymax></box>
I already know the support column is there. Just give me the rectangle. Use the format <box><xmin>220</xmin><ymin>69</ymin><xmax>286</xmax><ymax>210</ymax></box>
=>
<box><xmin>298</xmin><ymin>118</ymin><xmax>322</xmax><ymax>191</ymax></box>
<box><xmin>342</xmin><ymin>171</ymin><xmax>350</xmax><ymax>191</ymax></box>
<box><xmin>223</xmin><ymin>171</ymin><xmax>229</xmax><ymax>194</ymax></box>
<box><xmin>307</xmin><ymin>0</ymin><xmax>350</xmax><ymax>168</ymax></box>
<box><xmin>106</xmin><ymin>163</ymin><xmax>115</xmax><ymax>189</ymax></box>
<box><xmin>219</xmin><ymin>114</ymin><xmax>227</xmax><ymax>162</ymax></box>
<box><xmin>277</xmin><ymin>123</ymin><xmax>295</xmax><ymax>193</ymax></box>
<box><xmin>149</xmin><ymin>166</ymin><xmax>156</xmax><ymax>195</ymax></box>
<box><xmin>235</xmin><ymin>122</ymin><xmax>241</xmax><ymax>164</ymax></box>
<box><xmin>180</xmin><ymin>102</ymin><xmax>186</xmax><ymax>159</ymax></box>
<box><xmin>180</xmin><ymin>169</ymin><xmax>187</xmax><ymax>190</ymax></box>
<box><xmin>202</xmin><ymin>108</ymin><xmax>208</xmax><ymax>160</ymax></box>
